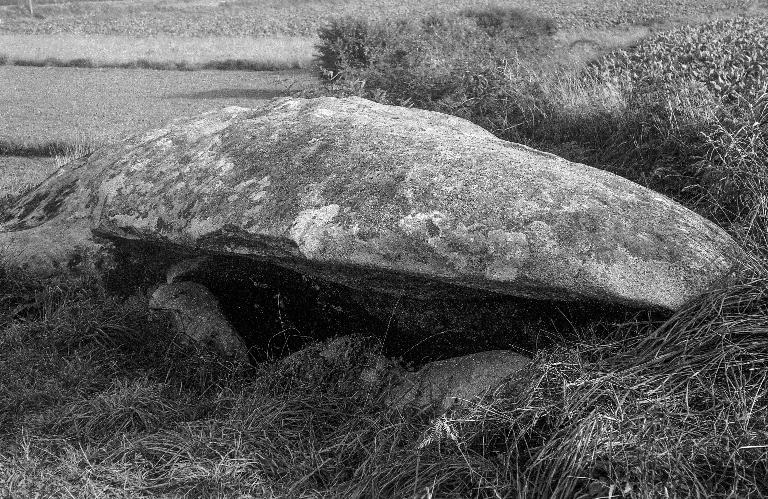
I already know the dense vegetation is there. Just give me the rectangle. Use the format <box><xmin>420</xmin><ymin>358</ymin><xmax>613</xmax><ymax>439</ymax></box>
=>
<box><xmin>2</xmin><ymin>5</ymin><xmax>768</xmax><ymax>498</ymax></box>
<box><xmin>593</xmin><ymin>17</ymin><xmax>768</xmax><ymax>100</ymax></box>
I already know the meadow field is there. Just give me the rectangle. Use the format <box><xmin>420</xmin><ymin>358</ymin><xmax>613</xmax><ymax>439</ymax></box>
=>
<box><xmin>0</xmin><ymin>65</ymin><xmax>314</xmax><ymax>150</ymax></box>
<box><xmin>2</xmin><ymin>0</ymin><xmax>768</xmax><ymax>497</ymax></box>
<box><xmin>0</xmin><ymin>0</ymin><xmax>764</xmax><ymax>68</ymax></box>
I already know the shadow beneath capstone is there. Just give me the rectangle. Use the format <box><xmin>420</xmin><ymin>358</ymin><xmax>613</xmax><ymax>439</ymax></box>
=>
<box><xmin>170</xmin><ymin>88</ymin><xmax>294</xmax><ymax>100</ymax></box>
<box><xmin>100</xmin><ymin>238</ymin><xmax>670</xmax><ymax>367</ymax></box>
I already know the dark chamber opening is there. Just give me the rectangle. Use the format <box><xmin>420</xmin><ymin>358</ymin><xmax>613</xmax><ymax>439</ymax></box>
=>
<box><xmin>102</xmin><ymin>238</ymin><xmax>667</xmax><ymax>366</ymax></box>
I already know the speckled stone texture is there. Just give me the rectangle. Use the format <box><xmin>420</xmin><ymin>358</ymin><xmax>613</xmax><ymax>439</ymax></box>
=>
<box><xmin>149</xmin><ymin>281</ymin><xmax>249</xmax><ymax>363</ymax></box>
<box><xmin>0</xmin><ymin>96</ymin><xmax>739</xmax><ymax>309</ymax></box>
<box><xmin>388</xmin><ymin>350</ymin><xmax>532</xmax><ymax>411</ymax></box>
<box><xmin>278</xmin><ymin>335</ymin><xmax>532</xmax><ymax>412</ymax></box>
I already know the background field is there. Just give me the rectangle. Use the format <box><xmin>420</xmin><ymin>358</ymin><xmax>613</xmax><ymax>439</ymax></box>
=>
<box><xmin>0</xmin><ymin>65</ymin><xmax>315</xmax><ymax>147</ymax></box>
<box><xmin>0</xmin><ymin>65</ymin><xmax>317</xmax><ymax>195</ymax></box>
<box><xmin>0</xmin><ymin>0</ymin><xmax>766</xmax><ymax>69</ymax></box>
<box><xmin>1</xmin><ymin>0</ymin><xmax>765</xmax><ymax>36</ymax></box>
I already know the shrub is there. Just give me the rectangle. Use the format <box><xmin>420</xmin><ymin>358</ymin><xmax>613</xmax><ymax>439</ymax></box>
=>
<box><xmin>316</xmin><ymin>17</ymin><xmax>390</xmax><ymax>79</ymax></box>
<box><xmin>460</xmin><ymin>6</ymin><xmax>556</xmax><ymax>38</ymax></box>
<box><xmin>316</xmin><ymin>9</ymin><xmax>557</xmax><ymax>81</ymax></box>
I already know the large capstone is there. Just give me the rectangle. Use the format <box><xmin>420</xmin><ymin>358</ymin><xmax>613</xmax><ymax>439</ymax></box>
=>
<box><xmin>0</xmin><ymin>96</ymin><xmax>739</xmax><ymax>309</ymax></box>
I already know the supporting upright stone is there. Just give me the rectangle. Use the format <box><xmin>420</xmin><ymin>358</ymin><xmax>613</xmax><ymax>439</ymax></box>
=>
<box><xmin>388</xmin><ymin>350</ymin><xmax>532</xmax><ymax>411</ymax></box>
<box><xmin>149</xmin><ymin>281</ymin><xmax>249</xmax><ymax>363</ymax></box>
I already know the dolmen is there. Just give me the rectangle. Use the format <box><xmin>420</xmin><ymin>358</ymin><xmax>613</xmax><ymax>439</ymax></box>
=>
<box><xmin>0</xmin><ymin>97</ymin><xmax>740</xmax><ymax>409</ymax></box>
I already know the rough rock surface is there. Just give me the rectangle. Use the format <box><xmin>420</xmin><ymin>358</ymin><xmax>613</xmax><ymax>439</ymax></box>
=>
<box><xmin>388</xmin><ymin>350</ymin><xmax>532</xmax><ymax>411</ymax></box>
<box><xmin>279</xmin><ymin>335</ymin><xmax>531</xmax><ymax>411</ymax></box>
<box><xmin>279</xmin><ymin>334</ymin><xmax>394</xmax><ymax>393</ymax></box>
<box><xmin>0</xmin><ymin>96</ymin><xmax>739</xmax><ymax>309</ymax></box>
<box><xmin>149</xmin><ymin>281</ymin><xmax>249</xmax><ymax>363</ymax></box>
<box><xmin>0</xmin><ymin>220</ymin><xmax>97</xmax><ymax>272</ymax></box>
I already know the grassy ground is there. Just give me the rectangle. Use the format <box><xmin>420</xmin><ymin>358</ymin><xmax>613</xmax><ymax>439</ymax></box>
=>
<box><xmin>0</xmin><ymin>65</ymin><xmax>319</xmax><ymax>152</ymax></box>
<box><xmin>0</xmin><ymin>156</ymin><xmax>56</xmax><ymax>196</ymax></box>
<box><xmin>0</xmin><ymin>237</ymin><xmax>766</xmax><ymax>498</ymax></box>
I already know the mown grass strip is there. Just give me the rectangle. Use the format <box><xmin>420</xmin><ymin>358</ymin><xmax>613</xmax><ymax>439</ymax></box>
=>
<box><xmin>0</xmin><ymin>34</ymin><xmax>317</xmax><ymax>72</ymax></box>
<box><xmin>0</xmin><ymin>55</ymin><xmax>310</xmax><ymax>72</ymax></box>
<box><xmin>0</xmin><ymin>138</ymin><xmax>83</xmax><ymax>157</ymax></box>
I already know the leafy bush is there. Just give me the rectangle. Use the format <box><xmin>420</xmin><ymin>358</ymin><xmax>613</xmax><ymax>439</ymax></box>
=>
<box><xmin>316</xmin><ymin>17</ymin><xmax>389</xmax><ymax>79</ymax></box>
<box><xmin>593</xmin><ymin>17</ymin><xmax>768</xmax><ymax>100</ymax></box>
<box><xmin>460</xmin><ymin>6</ymin><xmax>556</xmax><ymax>38</ymax></box>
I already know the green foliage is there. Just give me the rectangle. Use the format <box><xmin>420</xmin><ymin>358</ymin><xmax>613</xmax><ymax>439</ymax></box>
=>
<box><xmin>594</xmin><ymin>17</ymin><xmax>768</xmax><ymax>100</ymax></box>
<box><xmin>316</xmin><ymin>8</ymin><xmax>557</xmax><ymax>81</ymax></box>
<box><xmin>460</xmin><ymin>6</ymin><xmax>556</xmax><ymax>38</ymax></box>
<box><xmin>316</xmin><ymin>17</ymin><xmax>387</xmax><ymax>79</ymax></box>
